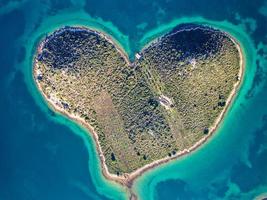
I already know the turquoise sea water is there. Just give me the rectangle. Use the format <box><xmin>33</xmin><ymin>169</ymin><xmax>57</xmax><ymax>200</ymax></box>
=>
<box><xmin>0</xmin><ymin>0</ymin><xmax>267</xmax><ymax>199</ymax></box>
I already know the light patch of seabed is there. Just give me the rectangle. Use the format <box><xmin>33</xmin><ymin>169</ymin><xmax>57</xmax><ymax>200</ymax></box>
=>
<box><xmin>259</xmin><ymin>0</ymin><xmax>267</xmax><ymax>17</ymax></box>
<box><xmin>133</xmin><ymin>17</ymin><xmax>265</xmax><ymax>200</ymax></box>
<box><xmin>0</xmin><ymin>0</ymin><xmax>29</xmax><ymax>15</ymax></box>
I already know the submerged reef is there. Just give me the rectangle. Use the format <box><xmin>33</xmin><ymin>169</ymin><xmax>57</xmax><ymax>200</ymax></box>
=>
<box><xmin>34</xmin><ymin>24</ymin><xmax>241</xmax><ymax>175</ymax></box>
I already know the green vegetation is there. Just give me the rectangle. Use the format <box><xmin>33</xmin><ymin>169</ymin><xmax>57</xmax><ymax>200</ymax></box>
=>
<box><xmin>34</xmin><ymin>25</ymin><xmax>241</xmax><ymax>174</ymax></box>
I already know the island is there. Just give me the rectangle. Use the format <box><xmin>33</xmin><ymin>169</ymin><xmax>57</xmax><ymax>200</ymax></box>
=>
<box><xmin>33</xmin><ymin>24</ymin><xmax>243</xmax><ymax>195</ymax></box>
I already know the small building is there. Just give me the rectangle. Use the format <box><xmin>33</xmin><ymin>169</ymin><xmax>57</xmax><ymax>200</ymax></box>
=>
<box><xmin>189</xmin><ymin>58</ymin><xmax>196</xmax><ymax>68</ymax></box>
<box><xmin>135</xmin><ymin>53</ymin><xmax>141</xmax><ymax>60</ymax></box>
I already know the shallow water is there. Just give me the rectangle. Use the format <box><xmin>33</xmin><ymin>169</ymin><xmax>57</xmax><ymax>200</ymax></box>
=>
<box><xmin>0</xmin><ymin>0</ymin><xmax>266</xmax><ymax>200</ymax></box>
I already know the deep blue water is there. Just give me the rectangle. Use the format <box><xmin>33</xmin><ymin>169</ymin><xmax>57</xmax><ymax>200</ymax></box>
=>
<box><xmin>0</xmin><ymin>66</ymin><xmax>109</xmax><ymax>200</ymax></box>
<box><xmin>0</xmin><ymin>0</ymin><xmax>267</xmax><ymax>200</ymax></box>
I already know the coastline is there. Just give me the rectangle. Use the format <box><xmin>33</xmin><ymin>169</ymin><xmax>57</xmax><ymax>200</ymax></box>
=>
<box><xmin>33</xmin><ymin>25</ymin><xmax>245</xmax><ymax>198</ymax></box>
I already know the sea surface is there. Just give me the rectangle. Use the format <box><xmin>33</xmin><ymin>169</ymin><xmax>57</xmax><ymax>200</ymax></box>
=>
<box><xmin>0</xmin><ymin>0</ymin><xmax>267</xmax><ymax>200</ymax></box>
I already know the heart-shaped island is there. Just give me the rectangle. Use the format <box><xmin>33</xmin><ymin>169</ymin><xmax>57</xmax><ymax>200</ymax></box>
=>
<box><xmin>34</xmin><ymin>24</ymin><xmax>243</xmax><ymax>185</ymax></box>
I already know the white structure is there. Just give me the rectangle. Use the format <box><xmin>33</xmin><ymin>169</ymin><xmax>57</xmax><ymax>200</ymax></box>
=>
<box><xmin>135</xmin><ymin>53</ymin><xmax>141</xmax><ymax>60</ymax></box>
<box><xmin>158</xmin><ymin>95</ymin><xmax>173</xmax><ymax>110</ymax></box>
<box><xmin>189</xmin><ymin>58</ymin><xmax>196</xmax><ymax>68</ymax></box>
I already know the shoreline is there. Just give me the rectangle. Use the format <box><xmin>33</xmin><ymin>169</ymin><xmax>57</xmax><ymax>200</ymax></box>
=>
<box><xmin>33</xmin><ymin>25</ymin><xmax>245</xmax><ymax>198</ymax></box>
